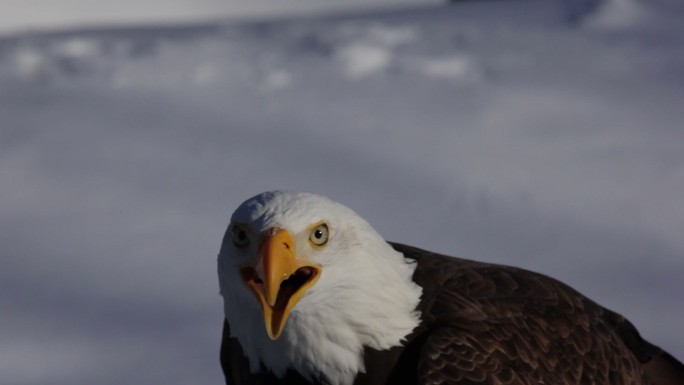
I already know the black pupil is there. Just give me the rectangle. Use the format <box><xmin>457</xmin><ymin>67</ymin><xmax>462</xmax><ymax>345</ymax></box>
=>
<box><xmin>233</xmin><ymin>228</ymin><xmax>246</xmax><ymax>243</ymax></box>
<box><xmin>314</xmin><ymin>229</ymin><xmax>323</xmax><ymax>239</ymax></box>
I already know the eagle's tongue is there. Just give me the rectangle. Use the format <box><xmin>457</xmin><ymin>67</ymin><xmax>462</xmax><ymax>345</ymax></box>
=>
<box><xmin>274</xmin><ymin>267</ymin><xmax>315</xmax><ymax>310</ymax></box>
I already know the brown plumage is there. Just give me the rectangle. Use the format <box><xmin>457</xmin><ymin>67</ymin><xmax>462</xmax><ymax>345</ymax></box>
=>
<box><xmin>221</xmin><ymin>242</ymin><xmax>684</xmax><ymax>385</ymax></box>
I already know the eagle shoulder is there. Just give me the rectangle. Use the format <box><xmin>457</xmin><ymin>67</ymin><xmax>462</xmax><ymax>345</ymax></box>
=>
<box><xmin>390</xmin><ymin>242</ymin><xmax>661</xmax><ymax>385</ymax></box>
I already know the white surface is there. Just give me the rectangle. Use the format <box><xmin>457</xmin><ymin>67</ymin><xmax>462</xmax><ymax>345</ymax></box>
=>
<box><xmin>0</xmin><ymin>0</ymin><xmax>434</xmax><ymax>35</ymax></box>
<box><xmin>1</xmin><ymin>1</ymin><xmax>683</xmax><ymax>384</ymax></box>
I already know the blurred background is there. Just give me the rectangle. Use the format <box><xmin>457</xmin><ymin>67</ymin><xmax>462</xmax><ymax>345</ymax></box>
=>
<box><xmin>1</xmin><ymin>0</ymin><xmax>683</xmax><ymax>384</ymax></box>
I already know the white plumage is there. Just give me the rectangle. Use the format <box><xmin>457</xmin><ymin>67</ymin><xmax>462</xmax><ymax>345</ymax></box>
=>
<box><xmin>218</xmin><ymin>191</ymin><xmax>422</xmax><ymax>385</ymax></box>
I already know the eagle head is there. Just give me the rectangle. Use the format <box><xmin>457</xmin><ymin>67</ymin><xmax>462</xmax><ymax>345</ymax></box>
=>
<box><xmin>217</xmin><ymin>191</ymin><xmax>422</xmax><ymax>385</ymax></box>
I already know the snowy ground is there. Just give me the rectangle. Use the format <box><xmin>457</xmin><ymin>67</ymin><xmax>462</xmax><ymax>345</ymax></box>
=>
<box><xmin>1</xmin><ymin>1</ymin><xmax>683</xmax><ymax>384</ymax></box>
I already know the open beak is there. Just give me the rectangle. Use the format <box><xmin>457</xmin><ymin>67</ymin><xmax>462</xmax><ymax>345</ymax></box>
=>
<box><xmin>239</xmin><ymin>228</ymin><xmax>321</xmax><ymax>340</ymax></box>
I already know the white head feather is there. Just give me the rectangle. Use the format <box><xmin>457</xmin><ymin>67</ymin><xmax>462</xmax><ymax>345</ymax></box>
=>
<box><xmin>218</xmin><ymin>191</ymin><xmax>422</xmax><ymax>385</ymax></box>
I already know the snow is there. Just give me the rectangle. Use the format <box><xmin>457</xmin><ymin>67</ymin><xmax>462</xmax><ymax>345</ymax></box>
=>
<box><xmin>420</xmin><ymin>55</ymin><xmax>481</xmax><ymax>81</ymax></box>
<box><xmin>11</xmin><ymin>47</ymin><xmax>48</xmax><ymax>80</ymax></box>
<box><xmin>337</xmin><ymin>42</ymin><xmax>393</xmax><ymax>79</ymax></box>
<box><xmin>586</xmin><ymin>0</ymin><xmax>646</xmax><ymax>29</ymax></box>
<box><xmin>1</xmin><ymin>1</ymin><xmax>683</xmax><ymax>384</ymax></box>
<box><xmin>0</xmin><ymin>0</ymin><xmax>436</xmax><ymax>36</ymax></box>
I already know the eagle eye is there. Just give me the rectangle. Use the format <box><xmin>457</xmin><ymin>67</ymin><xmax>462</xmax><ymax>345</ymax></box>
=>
<box><xmin>309</xmin><ymin>223</ymin><xmax>329</xmax><ymax>247</ymax></box>
<box><xmin>231</xmin><ymin>225</ymin><xmax>249</xmax><ymax>248</ymax></box>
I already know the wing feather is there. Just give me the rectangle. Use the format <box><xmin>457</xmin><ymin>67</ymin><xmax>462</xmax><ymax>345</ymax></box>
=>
<box><xmin>391</xmin><ymin>242</ymin><xmax>662</xmax><ymax>385</ymax></box>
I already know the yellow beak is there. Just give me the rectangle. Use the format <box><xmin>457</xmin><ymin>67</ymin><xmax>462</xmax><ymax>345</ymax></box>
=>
<box><xmin>239</xmin><ymin>228</ymin><xmax>321</xmax><ymax>340</ymax></box>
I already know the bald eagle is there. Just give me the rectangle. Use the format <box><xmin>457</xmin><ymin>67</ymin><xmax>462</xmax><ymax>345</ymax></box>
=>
<box><xmin>218</xmin><ymin>191</ymin><xmax>683</xmax><ymax>385</ymax></box>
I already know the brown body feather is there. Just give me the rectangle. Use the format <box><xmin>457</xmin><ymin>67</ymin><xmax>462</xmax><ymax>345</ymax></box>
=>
<box><xmin>221</xmin><ymin>243</ymin><xmax>684</xmax><ymax>385</ymax></box>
